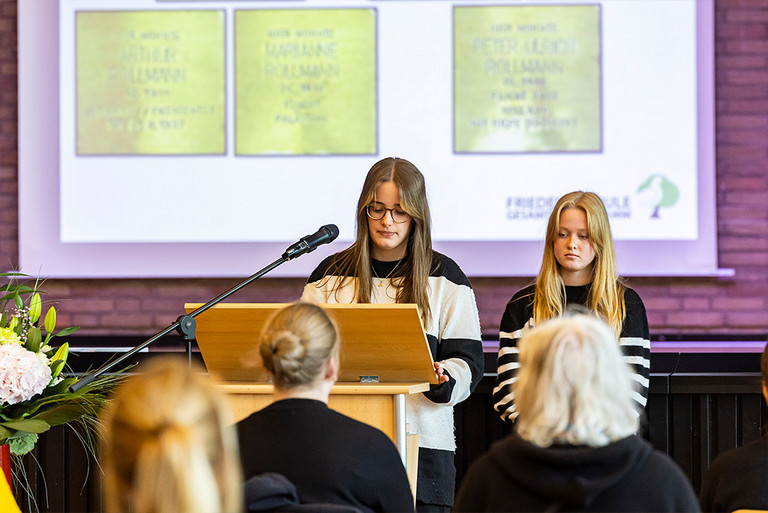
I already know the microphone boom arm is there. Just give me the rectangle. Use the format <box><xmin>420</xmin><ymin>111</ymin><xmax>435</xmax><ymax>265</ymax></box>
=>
<box><xmin>69</xmin><ymin>255</ymin><xmax>289</xmax><ymax>392</ymax></box>
<box><xmin>69</xmin><ymin>224</ymin><xmax>339</xmax><ymax>393</ymax></box>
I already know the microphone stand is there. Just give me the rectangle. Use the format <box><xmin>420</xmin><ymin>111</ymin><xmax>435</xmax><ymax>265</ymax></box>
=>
<box><xmin>70</xmin><ymin>255</ymin><xmax>290</xmax><ymax>393</ymax></box>
<box><xmin>70</xmin><ymin>223</ymin><xmax>339</xmax><ymax>392</ymax></box>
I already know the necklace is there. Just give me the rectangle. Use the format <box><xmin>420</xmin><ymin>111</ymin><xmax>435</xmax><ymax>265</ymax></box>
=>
<box><xmin>372</xmin><ymin>260</ymin><xmax>402</xmax><ymax>287</ymax></box>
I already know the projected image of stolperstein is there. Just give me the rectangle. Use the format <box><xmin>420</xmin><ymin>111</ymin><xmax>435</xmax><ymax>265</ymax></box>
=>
<box><xmin>636</xmin><ymin>175</ymin><xmax>679</xmax><ymax>219</ymax></box>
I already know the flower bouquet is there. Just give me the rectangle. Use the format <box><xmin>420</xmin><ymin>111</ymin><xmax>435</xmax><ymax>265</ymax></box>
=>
<box><xmin>0</xmin><ymin>273</ymin><xmax>120</xmax><ymax>457</ymax></box>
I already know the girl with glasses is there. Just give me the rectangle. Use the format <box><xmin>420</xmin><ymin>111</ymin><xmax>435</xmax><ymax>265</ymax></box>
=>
<box><xmin>492</xmin><ymin>191</ymin><xmax>650</xmax><ymax>423</ymax></box>
<box><xmin>302</xmin><ymin>157</ymin><xmax>483</xmax><ymax>512</ymax></box>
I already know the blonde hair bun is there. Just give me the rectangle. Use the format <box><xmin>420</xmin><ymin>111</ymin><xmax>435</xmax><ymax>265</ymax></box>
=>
<box><xmin>258</xmin><ymin>302</ymin><xmax>340</xmax><ymax>388</ymax></box>
<box><xmin>264</xmin><ymin>330</ymin><xmax>307</xmax><ymax>376</ymax></box>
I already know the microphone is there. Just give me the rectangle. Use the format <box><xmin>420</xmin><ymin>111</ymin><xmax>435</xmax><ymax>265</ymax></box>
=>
<box><xmin>282</xmin><ymin>224</ymin><xmax>339</xmax><ymax>260</ymax></box>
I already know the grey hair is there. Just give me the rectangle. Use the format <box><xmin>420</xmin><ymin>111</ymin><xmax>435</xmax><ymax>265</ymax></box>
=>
<box><xmin>514</xmin><ymin>312</ymin><xmax>639</xmax><ymax>447</ymax></box>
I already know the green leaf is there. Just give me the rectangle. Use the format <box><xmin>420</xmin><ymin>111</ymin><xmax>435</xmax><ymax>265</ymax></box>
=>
<box><xmin>0</xmin><ymin>286</ymin><xmax>35</xmax><ymax>300</ymax></box>
<box><xmin>44</xmin><ymin>306</ymin><xmax>57</xmax><ymax>333</ymax></box>
<box><xmin>0</xmin><ymin>312</ymin><xmax>6</xmax><ymax>328</ymax></box>
<box><xmin>0</xmin><ymin>419</ymin><xmax>50</xmax><ymax>434</ymax></box>
<box><xmin>29</xmin><ymin>293</ymin><xmax>42</xmax><ymax>323</ymax></box>
<box><xmin>26</xmin><ymin>327</ymin><xmax>42</xmax><ymax>352</ymax></box>
<box><xmin>13</xmin><ymin>292</ymin><xmax>22</xmax><ymax>309</ymax></box>
<box><xmin>31</xmin><ymin>403</ymin><xmax>90</xmax><ymax>427</ymax></box>
<box><xmin>50</xmin><ymin>359</ymin><xmax>66</xmax><ymax>379</ymax></box>
<box><xmin>44</xmin><ymin>376</ymin><xmax>76</xmax><ymax>396</ymax></box>
<box><xmin>54</xmin><ymin>326</ymin><xmax>79</xmax><ymax>337</ymax></box>
<box><xmin>9</xmin><ymin>432</ymin><xmax>39</xmax><ymax>455</ymax></box>
<box><xmin>0</xmin><ymin>285</ymin><xmax>32</xmax><ymax>294</ymax></box>
<box><xmin>52</xmin><ymin>342</ymin><xmax>69</xmax><ymax>361</ymax></box>
<box><xmin>50</xmin><ymin>343</ymin><xmax>69</xmax><ymax>378</ymax></box>
<box><xmin>0</xmin><ymin>425</ymin><xmax>12</xmax><ymax>442</ymax></box>
<box><xmin>8</xmin><ymin>316</ymin><xmax>19</xmax><ymax>332</ymax></box>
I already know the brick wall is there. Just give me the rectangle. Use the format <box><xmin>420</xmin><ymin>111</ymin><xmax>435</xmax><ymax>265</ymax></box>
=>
<box><xmin>1</xmin><ymin>0</ymin><xmax>767</xmax><ymax>338</ymax></box>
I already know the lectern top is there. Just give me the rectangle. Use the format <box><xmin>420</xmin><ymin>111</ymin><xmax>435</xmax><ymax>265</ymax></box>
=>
<box><xmin>185</xmin><ymin>303</ymin><xmax>439</xmax><ymax>385</ymax></box>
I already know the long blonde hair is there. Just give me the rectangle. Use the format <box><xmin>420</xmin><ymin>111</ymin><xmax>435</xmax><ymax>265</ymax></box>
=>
<box><xmin>533</xmin><ymin>191</ymin><xmax>625</xmax><ymax>336</ymax></box>
<box><xmin>515</xmin><ymin>312</ymin><xmax>639</xmax><ymax>447</ymax></box>
<box><xmin>100</xmin><ymin>356</ymin><xmax>242</xmax><ymax>513</ymax></box>
<box><xmin>259</xmin><ymin>302</ymin><xmax>340</xmax><ymax>389</ymax></box>
<box><xmin>319</xmin><ymin>157</ymin><xmax>434</xmax><ymax>325</ymax></box>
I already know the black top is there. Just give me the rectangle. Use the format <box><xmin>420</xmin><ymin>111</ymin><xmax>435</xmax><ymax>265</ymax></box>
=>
<box><xmin>454</xmin><ymin>432</ymin><xmax>700</xmax><ymax>512</ymax></box>
<box><xmin>237</xmin><ymin>398</ymin><xmax>414</xmax><ymax>513</ymax></box>
<box><xmin>699</xmin><ymin>434</ymin><xmax>768</xmax><ymax>512</ymax></box>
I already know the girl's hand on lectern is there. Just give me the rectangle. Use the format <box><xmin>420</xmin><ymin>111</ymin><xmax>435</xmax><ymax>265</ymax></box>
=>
<box><xmin>433</xmin><ymin>362</ymin><xmax>449</xmax><ymax>384</ymax></box>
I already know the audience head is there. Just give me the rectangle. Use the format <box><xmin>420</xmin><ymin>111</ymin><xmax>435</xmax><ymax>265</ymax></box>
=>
<box><xmin>100</xmin><ymin>356</ymin><xmax>242</xmax><ymax>513</ymax></box>
<box><xmin>762</xmin><ymin>341</ymin><xmax>768</xmax><ymax>403</ymax></box>
<box><xmin>514</xmin><ymin>310</ymin><xmax>639</xmax><ymax>448</ymax></box>
<box><xmin>355</xmin><ymin>156</ymin><xmax>432</xmax><ymax>261</ymax></box>
<box><xmin>540</xmin><ymin>191</ymin><xmax>617</xmax><ymax>284</ymax></box>
<box><xmin>259</xmin><ymin>302</ymin><xmax>340</xmax><ymax>389</ymax></box>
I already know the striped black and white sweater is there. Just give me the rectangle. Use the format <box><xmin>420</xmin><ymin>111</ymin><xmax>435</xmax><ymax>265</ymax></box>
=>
<box><xmin>301</xmin><ymin>251</ymin><xmax>484</xmax><ymax>507</ymax></box>
<box><xmin>492</xmin><ymin>283</ymin><xmax>650</xmax><ymax>422</ymax></box>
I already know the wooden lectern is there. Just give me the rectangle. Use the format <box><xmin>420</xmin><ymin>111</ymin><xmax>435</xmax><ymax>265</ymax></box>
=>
<box><xmin>185</xmin><ymin>302</ymin><xmax>437</xmax><ymax>492</ymax></box>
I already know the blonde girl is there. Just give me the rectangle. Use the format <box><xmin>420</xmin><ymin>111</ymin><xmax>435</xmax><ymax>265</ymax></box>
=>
<box><xmin>492</xmin><ymin>191</ymin><xmax>650</xmax><ymax>421</ymax></box>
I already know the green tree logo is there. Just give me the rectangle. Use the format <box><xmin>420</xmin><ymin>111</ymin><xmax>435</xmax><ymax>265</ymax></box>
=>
<box><xmin>636</xmin><ymin>175</ymin><xmax>679</xmax><ymax>218</ymax></box>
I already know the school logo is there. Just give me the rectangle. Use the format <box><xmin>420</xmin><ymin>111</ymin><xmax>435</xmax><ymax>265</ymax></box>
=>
<box><xmin>636</xmin><ymin>175</ymin><xmax>679</xmax><ymax>219</ymax></box>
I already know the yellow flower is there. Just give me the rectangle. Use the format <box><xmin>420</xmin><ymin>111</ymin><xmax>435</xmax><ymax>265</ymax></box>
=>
<box><xmin>0</xmin><ymin>327</ymin><xmax>22</xmax><ymax>346</ymax></box>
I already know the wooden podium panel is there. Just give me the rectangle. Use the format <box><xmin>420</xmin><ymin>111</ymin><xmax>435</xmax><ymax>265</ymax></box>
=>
<box><xmin>222</xmin><ymin>382</ymin><xmax>429</xmax><ymax>441</ymax></box>
<box><xmin>185</xmin><ymin>302</ymin><xmax>438</xmax><ymax>385</ymax></box>
<box><xmin>187</xmin><ymin>302</ymin><xmax>435</xmax><ymax>496</ymax></box>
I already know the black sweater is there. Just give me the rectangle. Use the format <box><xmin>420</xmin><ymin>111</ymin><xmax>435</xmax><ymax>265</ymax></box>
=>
<box><xmin>237</xmin><ymin>398</ymin><xmax>414</xmax><ymax>513</ymax></box>
<box><xmin>699</xmin><ymin>434</ymin><xmax>768</xmax><ymax>512</ymax></box>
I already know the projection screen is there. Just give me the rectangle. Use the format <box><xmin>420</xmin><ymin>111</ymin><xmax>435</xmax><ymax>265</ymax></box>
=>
<box><xmin>18</xmin><ymin>0</ymin><xmax>722</xmax><ymax>278</ymax></box>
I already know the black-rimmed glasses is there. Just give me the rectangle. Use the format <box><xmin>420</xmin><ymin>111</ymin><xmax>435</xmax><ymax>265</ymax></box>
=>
<box><xmin>366</xmin><ymin>204</ymin><xmax>410</xmax><ymax>223</ymax></box>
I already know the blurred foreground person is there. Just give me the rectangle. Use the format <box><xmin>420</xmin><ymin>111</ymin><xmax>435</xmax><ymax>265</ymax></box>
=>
<box><xmin>100</xmin><ymin>356</ymin><xmax>243</xmax><ymax>513</ymax></box>
<box><xmin>455</xmin><ymin>312</ymin><xmax>698</xmax><ymax>512</ymax></box>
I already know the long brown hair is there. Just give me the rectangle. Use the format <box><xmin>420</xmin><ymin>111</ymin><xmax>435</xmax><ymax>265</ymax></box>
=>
<box><xmin>533</xmin><ymin>191</ymin><xmax>626</xmax><ymax>336</ymax></box>
<box><xmin>320</xmin><ymin>157</ymin><xmax>433</xmax><ymax>325</ymax></box>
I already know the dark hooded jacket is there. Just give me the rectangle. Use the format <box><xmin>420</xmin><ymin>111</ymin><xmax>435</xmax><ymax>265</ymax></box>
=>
<box><xmin>453</xmin><ymin>433</ymin><xmax>699</xmax><ymax>512</ymax></box>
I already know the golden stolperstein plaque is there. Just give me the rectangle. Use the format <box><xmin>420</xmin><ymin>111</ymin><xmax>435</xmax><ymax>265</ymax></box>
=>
<box><xmin>76</xmin><ymin>10</ymin><xmax>226</xmax><ymax>155</ymax></box>
<box><xmin>454</xmin><ymin>5</ymin><xmax>602</xmax><ymax>153</ymax></box>
<box><xmin>235</xmin><ymin>8</ymin><xmax>377</xmax><ymax>155</ymax></box>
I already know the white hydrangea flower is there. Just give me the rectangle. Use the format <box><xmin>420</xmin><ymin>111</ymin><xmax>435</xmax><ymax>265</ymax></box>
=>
<box><xmin>0</xmin><ymin>344</ymin><xmax>52</xmax><ymax>404</ymax></box>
